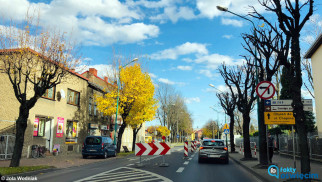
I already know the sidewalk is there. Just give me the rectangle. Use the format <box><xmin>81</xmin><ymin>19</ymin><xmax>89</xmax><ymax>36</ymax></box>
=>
<box><xmin>229</xmin><ymin>150</ymin><xmax>322</xmax><ymax>182</ymax></box>
<box><xmin>0</xmin><ymin>153</ymin><xmax>117</xmax><ymax>169</ymax></box>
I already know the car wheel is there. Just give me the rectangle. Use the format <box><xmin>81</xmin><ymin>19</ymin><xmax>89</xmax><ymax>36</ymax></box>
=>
<box><xmin>82</xmin><ymin>155</ymin><xmax>87</xmax><ymax>159</ymax></box>
<box><xmin>198</xmin><ymin>157</ymin><xmax>203</xmax><ymax>163</ymax></box>
<box><xmin>113</xmin><ymin>150</ymin><xmax>117</xmax><ymax>157</ymax></box>
<box><xmin>224</xmin><ymin>157</ymin><xmax>229</xmax><ymax>164</ymax></box>
<box><xmin>104</xmin><ymin>151</ymin><xmax>108</xmax><ymax>159</ymax></box>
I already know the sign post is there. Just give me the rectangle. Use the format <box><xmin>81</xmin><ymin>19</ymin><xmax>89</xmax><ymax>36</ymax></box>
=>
<box><xmin>223</xmin><ymin>124</ymin><xmax>229</xmax><ymax>147</ymax></box>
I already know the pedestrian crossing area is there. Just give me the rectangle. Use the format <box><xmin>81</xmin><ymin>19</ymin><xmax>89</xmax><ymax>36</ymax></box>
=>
<box><xmin>74</xmin><ymin>167</ymin><xmax>172</xmax><ymax>182</ymax></box>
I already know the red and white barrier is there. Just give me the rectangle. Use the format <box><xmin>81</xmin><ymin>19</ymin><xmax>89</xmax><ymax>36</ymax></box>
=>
<box><xmin>184</xmin><ymin>141</ymin><xmax>188</xmax><ymax>157</ymax></box>
<box><xmin>254</xmin><ymin>144</ymin><xmax>257</xmax><ymax>157</ymax></box>
<box><xmin>191</xmin><ymin>141</ymin><xmax>195</xmax><ymax>152</ymax></box>
<box><xmin>135</xmin><ymin>142</ymin><xmax>171</xmax><ymax>156</ymax></box>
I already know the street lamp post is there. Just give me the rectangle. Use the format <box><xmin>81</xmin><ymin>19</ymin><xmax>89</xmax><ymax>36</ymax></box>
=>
<box><xmin>113</xmin><ymin>58</ymin><xmax>138</xmax><ymax>145</ymax></box>
<box><xmin>217</xmin><ymin>6</ymin><xmax>265</xmax><ymax>161</ymax></box>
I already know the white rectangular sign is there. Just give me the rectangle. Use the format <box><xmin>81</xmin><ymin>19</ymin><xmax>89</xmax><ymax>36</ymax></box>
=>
<box><xmin>271</xmin><ymin>99</ymin><xmax>313</xmax><ymax>106</ymax></box>
<box><xmin>271</xmin><ymin>106</ymin><xmax>313</xmax><ymax>112</ymax></box>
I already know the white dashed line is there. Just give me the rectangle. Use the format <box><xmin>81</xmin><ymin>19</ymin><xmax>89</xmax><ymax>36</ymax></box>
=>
<box><xmin>183</xmin><ymin>161</ymin><xmax>189</xmax><ymax>165</ymax></box>
<box><xmin>176</xmin><ymin>167</ymin><xmax>185</xmax><ymax>173</ymax></box>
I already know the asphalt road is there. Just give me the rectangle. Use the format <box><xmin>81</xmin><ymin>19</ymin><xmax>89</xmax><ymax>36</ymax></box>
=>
<box><xmin>13</xmin><ymin>146</ymin><xmax>262</xmax><ymax>182</ymax></box>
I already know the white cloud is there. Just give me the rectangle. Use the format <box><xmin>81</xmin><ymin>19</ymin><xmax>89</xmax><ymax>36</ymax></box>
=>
<box><xmin>0</xmin><ymin>0</ymin><xmax>159</xmax><ymax>46</ymax></box>
<box><xmin>194</xmin><ymin>54</ymin><xmax>238</xmax><ymax>70</ymax></box>
<box><xmin>221</xmin><ymin>18</ymin><xmax>243</xmax><ymax>27</ymax></box>
<box><xmin>149</xmin><ymin>73</ymin><xmax>157</xmax><ymax>78</ymax></box>
<box><xmin>185</xmin><ymin>97</ymin><xmax>201</xmax><ymax>104</ymax></box>
<box><xmin>151</xmin><ymin>42</ymin><xmax>208</xmax><ymax>60</ymax></box>
<box><xmin>196</xmin><ymin>0</ymin><xmax>266</xmax><ymax>19</ymax></box>
<box><xmin>150</xmin><ymin>6</ymin><xmax>197</xmax><ymax>23</ymax></box>
<box><xmin>223</xmin><ymin>35</ymin><xmax>233</xmax><ymax>39</ymax></box>
<box><xmin>158</xmin><ymin>78</ymin><xmax>186</xmax><ymax>86</ymax></box>
<box><xmin>177</xmin><ymin>65</ymin><xmax>192</xmax><ymax>71</ymax></box>
<box><xmin>198</xmin><ymin>69</ymin><xmax>217</xmax><ymax>78</ymax></box>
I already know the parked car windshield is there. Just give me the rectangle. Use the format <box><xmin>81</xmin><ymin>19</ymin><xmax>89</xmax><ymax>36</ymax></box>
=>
<box><xmin>85</xmin><ymin>137</ymin><xmax>101</xmax><ymax>145</ymax></box>
<box><xmin>203</xmin><ymin>141</ymin><xmax>224</xmax><ymax>146</ymax></box>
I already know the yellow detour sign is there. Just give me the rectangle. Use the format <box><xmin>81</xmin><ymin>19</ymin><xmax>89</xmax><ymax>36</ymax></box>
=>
<box><xmin>223</xmin><ymin>123</ymin><xmax>229</xmax><ymax>130</ymax></box>
<box><xmin>264</xmin><ymin>112</ymin><xmax>295</xmax><ymax>125</ymax></box>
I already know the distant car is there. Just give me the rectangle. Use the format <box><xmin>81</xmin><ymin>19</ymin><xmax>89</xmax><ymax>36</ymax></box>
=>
<box><xmin>198</xmin><ymin>139</ymin><xmax>229</xmax><ymax>164</ymax></box>
<box><xmin>82</xmin><ymin>136</ymin><xmax>117</xmax><ymax>159</ymax></box>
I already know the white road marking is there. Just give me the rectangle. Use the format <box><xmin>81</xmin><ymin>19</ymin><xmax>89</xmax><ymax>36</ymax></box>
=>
<box><xmin>191</xmin><ymin>154</ymin><xmax>195</xmax><ymax>157</ymax></box>
<box><xmin>183</xmin><ymin>161</ymin><xmax>189</xmax><ymax>165</ymax></box>
<box><xmin>126</xmin><ymin>164</ymin><xmax>134</xmax><ymax>166</ymax></box>
<box><xmin>74</xmin><ymin>167</ymin><xmax>172</xmax><ymax>182</ymax></box>
<box><xmin>188</xmin><ymin>158</ymin><xmax>192</xmax><ymax>160</ymax></box>
<box><xmin>176</xmin><ymin>167</ymin><xmax>185</xmax><ymax>173</ymax></box>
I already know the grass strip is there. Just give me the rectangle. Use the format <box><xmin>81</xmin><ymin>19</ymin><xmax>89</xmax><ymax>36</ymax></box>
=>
<box><xmin>0</xmin><ymin>165</ymin><xmax>54</xmax><ymax>175</ymax></box>
<box><xmin>117</xmin><ymin>151</ymin><xmax>134</xmax><ymax>157</ymax></box>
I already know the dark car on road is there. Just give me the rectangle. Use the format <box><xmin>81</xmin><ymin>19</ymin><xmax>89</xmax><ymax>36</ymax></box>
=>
<box><xmin>198</xmin><ymin>139</ymin><xmax>229</xmax><ymax>164</ymax></box>
<box><xmin>82</xmin><ymin>136</ymin><xmax>117</xmax><ymax>159</ymax></box>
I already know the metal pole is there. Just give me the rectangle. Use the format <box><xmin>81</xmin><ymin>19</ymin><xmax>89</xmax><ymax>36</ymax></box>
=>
<box><xmin>292</xmin><ymin>125</ymin><xmax>296</xmax><ymax>168</ymax></box>
<box><xmin>5</xmin><ymin>135</ymin><xmax>8</xmax><ymax>159</ymax></box>
<box><xmin>266</xmin><ymin>125</ymin><xmax>269</xmax><ymax>164</ymax></box>
<box><xmin>114</xmin><ymin>85</ymin><xmax>119</xmax><ymax>145</ymax></box>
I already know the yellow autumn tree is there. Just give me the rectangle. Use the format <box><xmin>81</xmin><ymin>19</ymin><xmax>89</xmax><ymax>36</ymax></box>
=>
<box><xmin>96</xmin><ymin>63</ymin><xmax>157</xmax><ymax>152</ymax></box>
<box><xmin>157</xmin><ymin>126</ymin><xmax>170</xmax><ymax>138</ymax></box>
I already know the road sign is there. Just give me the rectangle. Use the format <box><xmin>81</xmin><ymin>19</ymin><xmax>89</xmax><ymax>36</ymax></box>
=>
<box><xmin>256</xmin><ymin>81</ymin><xmax>276</xmax><ymax>100</ymax></box>
<box><xmin>135</xmin><ymin>142</ymin><xmax>171</xmax><ymax>156</ymax></box>
<box><xmin>223</xmin><ymin>129</ymin><xmax>229</xmax><ymax>134</ymax></box>
<box><xmin>270</xmin><ymin>99</ymin><xmax>313</xmax><ymax>106</ymax></box>
<box><xmin>269</xmin><ymin>105</ymin><xmax>313</xmax><ymax>112</ymax></box>
<box><xmin>264</xmin><ymin>112</ymin><xmax>295</xmax><ymax>125</ymax></box>
<box><xmin>223</xmin><ymin>123</ymin><xmax>229</xmax><ymax>130</ymax></box>
<box><xmin>177</xmin><ymin>134</ymin><xmax>179</xmax><ymax>138</ymax></box>
<box><xmin>264</xmin><ymin>100</ymin><xmax>271</xmax><ymax>106</ymax></box>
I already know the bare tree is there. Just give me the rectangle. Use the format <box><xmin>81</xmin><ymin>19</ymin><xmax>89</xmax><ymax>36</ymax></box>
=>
<box><xmin>216</xmin><ymin>91</ymin><xmax>237</xmax><ymax>152</ymax></box>
<box><xmin>219</xmin><ymin>59</ymin><xmax>257</xmax><ymax>159</ymax></box>
<box><xmin>0</xmin><ymin>12</ymin><xmax>80</xmax><ymax>167</ymax></box>
<box><xmin>251</xmin><ymin>0</ymin><xmax>314</xmax><ymax>174</ymax></box>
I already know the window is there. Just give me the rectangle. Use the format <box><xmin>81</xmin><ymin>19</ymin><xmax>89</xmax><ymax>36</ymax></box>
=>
<box><xmin>94</xmin><ymin>103</ymin><xmax>97</xmax><ymax>116</ymax></box>
<box><xmin>34</xmin><ymin>118</ymin><xmax>45</xmax><ymax>137</ymax></box>
<box><xmin>89</xmin><ymin>97</ymin><xmax>92</xmax><ymax>115</ymax></box>
<box><xmin>66</xmin><ymin>120</ymin><xmax>78</xmax><ymax>143</ymax></box>
<box><xmin>67</xmin><ymin>89</ymin><xmax>80</xmax><ymax>106</ymax></box>
<box><xmin>42</xmin><ymin>86</ymin><xmax>55</xmax><ymax>100</ymax></box>
<box><xmin>85</xmin><ymin>137</ymin><xmax>101</xmax><ymax>145</ymax></box>
<box><xmin>202</xmin><ymin>141</ymin><xmax>224</xmax><ymax>146</ymax></box>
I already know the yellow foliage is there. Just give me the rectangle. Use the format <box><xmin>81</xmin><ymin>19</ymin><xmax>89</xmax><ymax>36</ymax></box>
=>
<box><xmin>95</xmin><ymin>63</ymin><xmax>158</xmax><ymax>126</ymax></box>
<box><xmin>156</xmin><ymin>126</ymin><xmax>170</xmax><ymax>137</ymax></box>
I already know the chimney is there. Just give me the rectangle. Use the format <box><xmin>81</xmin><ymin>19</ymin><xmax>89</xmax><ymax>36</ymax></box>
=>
<box><xmin>104</xmin><ymin>76</ymin><xmax>108</xmax><ymax>83</ymax></box>
<box><xmin>89</xmin><ymin>68</ymin><xmax>97</xmax><ymax>76</ymax></box>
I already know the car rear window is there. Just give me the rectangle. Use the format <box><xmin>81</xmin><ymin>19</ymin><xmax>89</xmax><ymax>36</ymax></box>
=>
<box><xmin>85</xmin><ymin>137</ymin><xmax>102</xmax><ymax>145</ymax></box>
<box><xmin>203</xmin><ymin>141</ymin><xmax>224</xmax><ymax>146</ymax></box>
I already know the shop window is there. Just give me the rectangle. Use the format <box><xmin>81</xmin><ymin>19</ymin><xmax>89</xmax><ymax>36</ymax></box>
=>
<box><xmin>94</xmin><ymin>103</ymin><xmax>97</xmax><ymax>116</ymax></box>
<box><xmin>66</xmin><ymin>120</ymin><xmax>78</xmax><ymax>143</ymax></box>
<box><xmin>42</xmin><ymin>86</ymin><xmax>55</xmax><ymax>100</ymax></box>
<box><xmin>67</xmin><ymin>89</ymin><xmax>80</xmax><ymax>106</ymax></box>
<box><xmin>33</xmin><ymin>118</ymin><xmax>45</xmax><ymax>137</ymax></box>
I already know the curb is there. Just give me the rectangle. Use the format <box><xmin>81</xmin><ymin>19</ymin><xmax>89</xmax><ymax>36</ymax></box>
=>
<box><xmin>229</xmin><ymin>155</ymin><xmax>270</xmax><ymax>182</ymax></box>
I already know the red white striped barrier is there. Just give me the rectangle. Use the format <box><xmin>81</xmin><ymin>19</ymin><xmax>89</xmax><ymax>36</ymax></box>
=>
<box><xmin>184</xmin><ymin>141</ymin><xmax>188</xmax><ymax>157</ymax></box>
<box><xmin>194</xmin><ymin>141</ymin><xmax>196</xmax><ymax>150</ymax></box>
<box><xmin>254</xmin><ymin>144</ymin><xmax>257</xmax><ymax>157</ymax></box>
<box><xmin>135</xmin><ymin>142</ymin><xmax>171</xmax><ymax>156</ymax></box>
<box><xmin>191</xmin><ymin>141</ymin><xmax>195</xmax><ymax>152</ymax></box>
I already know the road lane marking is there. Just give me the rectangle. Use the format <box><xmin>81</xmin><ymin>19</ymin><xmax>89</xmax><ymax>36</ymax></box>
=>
<box><xmin>188</xmin><ymin>158</ymin><xmax>192</xmax><ymax>160</ymax></box>
<box><xmin>126</xmin><ymin>164</ymin><xmax>134</xmax><ymax>166</ymax></box>
<box><xmin>191</xmin><ymin>154</ymin><xmax>195</xmax><ymax>157</ymax></box>
<box><xmin>176</xmin><ymin>167</ymin><xmax>185</xmax><ymax>173</ymax></box>
<box><xmin>183</xmin><ymin>161</ymin><xmax>189</xmax><ymax>165</ymax></box>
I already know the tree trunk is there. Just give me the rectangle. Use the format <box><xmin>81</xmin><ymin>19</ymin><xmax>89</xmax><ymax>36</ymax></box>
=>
<box><xmin>258</xmin><ymin>99</ymin><xmax>268</xmax><ymax>165</ymax></box>
<box><xmin>229</xmin><ymin>113</ymin><xmax>235</xmax><ymax>152</ymax></box>
<box><xmin>243</xmin><ymin>113</ymin><xmax>252</xmax><ymax>159</ymax></box>
<box><xmin>116</xmin><ymin>122</ymin><xmax>126</xmax><ymax>153</ymax></box>
<box><xmin>132</xmin><ymin>129</ymin><xmax>138</xmax><ymax>152</ymax></box>
<box><xmin>10</xmin><ymin>105</ymin><xmax>29</xmax><ymax>167</ymax></box>
<box><xmin>291</xmin><ymin>34</ymin><xmax>310</xmax><ymax>175</ymax></box>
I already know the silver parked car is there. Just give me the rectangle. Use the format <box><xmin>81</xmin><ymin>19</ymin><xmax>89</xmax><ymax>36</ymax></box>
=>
<box><xmin>198</xmin><ymin>139</ymin><xmax>229</xmax><ymax>164</ymax></box>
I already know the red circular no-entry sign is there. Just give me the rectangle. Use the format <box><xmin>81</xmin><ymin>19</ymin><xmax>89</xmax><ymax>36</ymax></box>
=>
<box><xmin>256</xmin><ymin>81</ymin><xmax>275</xmax><ymax>100</ymax></box>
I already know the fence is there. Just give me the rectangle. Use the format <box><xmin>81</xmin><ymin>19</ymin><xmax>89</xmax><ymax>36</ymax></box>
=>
<box><xmin>235</xmin><ymin>133</ymin><xmax>322</xmax><ymax>160</ymax></box>
<box><xmin>279</xmin><ymin>133</ymin><xmax>322</xmax><ymax>160</ymax></box>
<box><xmin>0</xmin><ymin>135</ymin><xmax>15</xmax><ymax>160</ymax></box>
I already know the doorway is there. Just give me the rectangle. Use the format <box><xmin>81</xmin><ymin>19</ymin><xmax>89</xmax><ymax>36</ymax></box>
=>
<box><xmin>45</xmin><ymin>118</ymin><xmax>53</xmax><ymax>152</ymax></box>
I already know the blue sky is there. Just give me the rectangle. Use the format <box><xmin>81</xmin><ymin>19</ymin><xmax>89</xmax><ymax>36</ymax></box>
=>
<box><xmin>1</xmin><ymin>0</ymin><xmax>320</xmax><ymax>129</ymax></box>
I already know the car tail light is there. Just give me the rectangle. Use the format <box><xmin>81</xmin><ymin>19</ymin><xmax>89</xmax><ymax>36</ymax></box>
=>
<box><xmin>200</xmin><ymin>147</ymin><xmax>204</xmax><ymax>150</ymax></box>
<box><xmin>102</xmin><ymin>143</ymin><xmax>104</xmax><ymax>149</ymax></box>
<box><xmin>224</xmin><ymin>147</ymin><xmax>228</xmax><ymax>151</ymax></box>
<box><xmin>82</xmin><ymin>143</ymin><xmax>84</xmax><ymax>149</ymax></box>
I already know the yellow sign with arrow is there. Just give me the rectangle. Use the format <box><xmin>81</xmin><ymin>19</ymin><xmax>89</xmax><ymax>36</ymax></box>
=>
<box><xmin>264</xmin><ymin>112</ymin><xmax>295</xmax><ymax>125</ymax></box>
